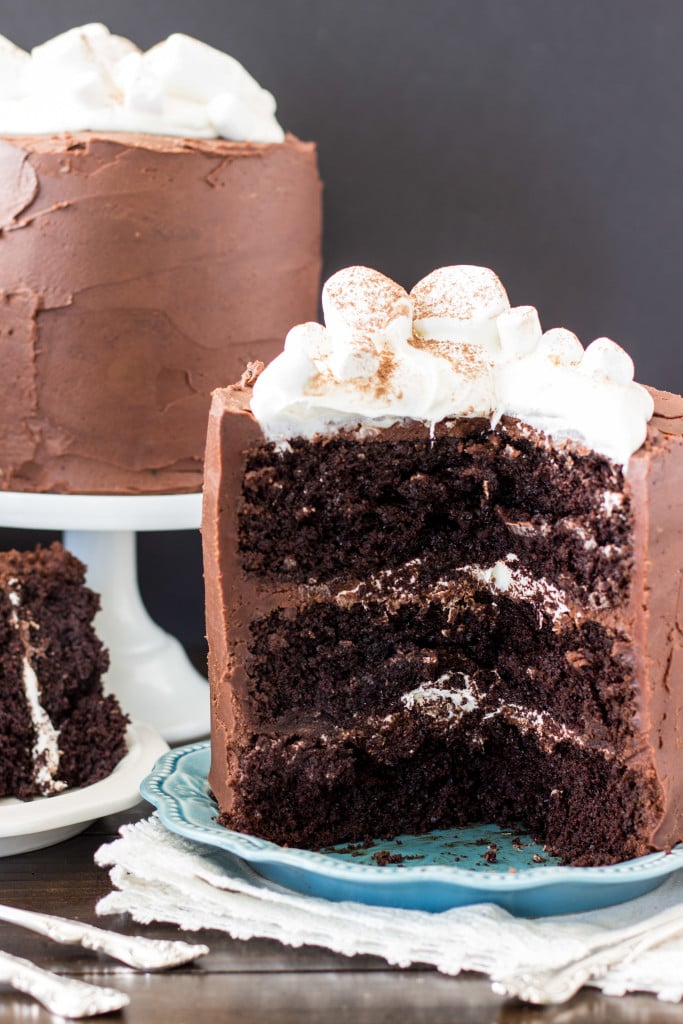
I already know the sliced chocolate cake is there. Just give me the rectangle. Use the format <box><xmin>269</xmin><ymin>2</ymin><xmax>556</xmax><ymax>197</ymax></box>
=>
<box><xmin>0</xmin><ymin>543</ymin><xmax>128</xmax><ymax>799</ymax></box>
<box><xmin>203</xmin><ymin>265</ymin><xmax>683</xmax><ymax>866</ymax></box>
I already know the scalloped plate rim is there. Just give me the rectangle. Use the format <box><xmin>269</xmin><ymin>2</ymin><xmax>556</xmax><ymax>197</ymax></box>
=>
<box><xmin>140</xmin><ymin>741</ymin><xmax>683</xmax><ymax>893</ymax></box>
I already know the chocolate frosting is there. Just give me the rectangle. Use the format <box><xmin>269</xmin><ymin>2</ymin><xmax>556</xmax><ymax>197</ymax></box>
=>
<box><xmin>0</xmin><ymin>132</ymin><xmax>322</xmax><ymax>493</ymax></box>
<box><xmin>627</xmin><ymin>388</ymin><xmax>683</xmax><ymax>851</ymax></box>
<box><xmin>203</xmin><ymin>379</ymin><xmax>683</xmax><ymax>854</ymax></box>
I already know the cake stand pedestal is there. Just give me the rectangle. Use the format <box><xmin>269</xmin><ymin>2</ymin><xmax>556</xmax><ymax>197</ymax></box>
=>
<box><xmin>0</xmin><ymin>492</ymin><xmax>208</xmax><ymax>744</ymax></box>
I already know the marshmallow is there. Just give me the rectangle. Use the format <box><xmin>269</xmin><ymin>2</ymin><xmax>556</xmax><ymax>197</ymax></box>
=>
<box><xmin>323</xmin><ymin>267</ymin><xmax>413</xmax><ymax>343</ymax></box>
<box><xmin>411</xmin><ymin>266</ymin><xmax>509</xmax><ymax>352</ymax></box>
<box><xmin>208</xmin><ymin>92</ymin><xmax>284</xmax><ymax>144</ymax></box>
<box><xmin>115</xmin><ymin>52</ymin><xmax>164</xmax><ymax>116</ymax></box>
<box><xmin>497</xmin><ymin>306</ymin><xmax>542</xmax><ymax>358</ymax></box>
<box><xmin>0</xmin><ymin>24</ymin><xmax>284</xmax><ymax>142</ymax></box>
<box><xmin>29</xmin><ymin>24</ymin><xmax>136</xmax><ymax>107</ymax></box>
<box><xmin>142</xmin><ymin>33</ymin><xmax>263</xmax><ymax>106</ymax></box>
<box><xmin>284</xmin><ymin>322</ymin><xmax>329</xmax><ymax>362</ymax></box>
<box><xmin>538</xmin><ymin>328</ymin><xmax>584</xmax><ymax>365</ymax></box>
<box><xmin>251</xmin><ymin>264</ymin><xmax>654</xmax><ymax>466</ymax></box>
<box><xmin>30</xmin><ymin>28</ymin><xmax>110</xmax><ymax>110</ymax></box>
<box><xmin>0</xmin><ymin>35</ymin><xmax>30</xmax><ymax>100</ymax></box>
<box><xmin>328</xmin><ymin>333</ymin><xmax>381</xmax><ymax>381</ymax></box>
<box><xmin>426</xmin><ymin>348</ymin><xmax>497</xmax><ymax>422</ymax></box>
<box><xmin>580</xmin><ymin>337</ymin><xmax>634</xmax><ymax>385</ymax></box>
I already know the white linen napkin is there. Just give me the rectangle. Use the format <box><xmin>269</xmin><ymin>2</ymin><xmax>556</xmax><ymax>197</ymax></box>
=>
<box><xmin>95</xmin><ymin>815</ymin><xmax>683</xmax><ymax>1004</ymax></box>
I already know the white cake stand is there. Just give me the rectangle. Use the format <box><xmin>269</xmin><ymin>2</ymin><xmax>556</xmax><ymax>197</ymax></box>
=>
<box><xmin>0</xmin><ymin>492</ymin><xmax>208</xmax><ymax>744</ymax></box>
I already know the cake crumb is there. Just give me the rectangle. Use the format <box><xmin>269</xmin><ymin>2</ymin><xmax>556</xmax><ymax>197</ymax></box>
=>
<box><xmin>373</xmin><ymin>849</ymin><xmax>405</xmax><ymax>866</ymax></box>
<box><xmin>239</xmin><ymin>361</ymin><xmax>264</xmax><ymax>388</ymax></box>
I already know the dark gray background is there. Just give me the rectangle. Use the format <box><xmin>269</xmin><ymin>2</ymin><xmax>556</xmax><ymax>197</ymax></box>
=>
<box><xmin>1</xmin><ymin>0</ymin><xmax>681</xmax><ymax>658</ymax></box>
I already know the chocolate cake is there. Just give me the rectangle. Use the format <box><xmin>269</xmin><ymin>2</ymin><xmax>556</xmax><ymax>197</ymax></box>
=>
<box><xmin>0</xmin><ymin>542</ymin><xmax>128</xmax><ymax>799</ymax></box>
<box><xmin>0</xmin><ymin>26</ymin><xmax>321</xmax><ymax>494</ymax></box>
<box><xmin>203</xmin><ymin>265</ymin><xmax>683</xmax><ymax>866</ymax></box>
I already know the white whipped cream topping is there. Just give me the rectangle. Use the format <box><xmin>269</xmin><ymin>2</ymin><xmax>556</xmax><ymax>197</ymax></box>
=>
<box><xmin>8</xmin><ymin>580</ymin><xmax>65</xmax><ymax>795</ymax></box>
<box><xmin>0</xmin><ymin>24</ymin><xmax>284</xmax><ymax>143</ymax></box>
<box><xmin>251</xmin><ymin>265</ymin><xmax>654</xmax><ymax>465</ymax></box>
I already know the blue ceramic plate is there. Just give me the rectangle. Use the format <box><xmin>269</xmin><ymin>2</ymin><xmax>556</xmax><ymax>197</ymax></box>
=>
<box><xmin>140</xmin><ymin>741</ymin><xmax>683</xmax><ymax>917</ymax></box>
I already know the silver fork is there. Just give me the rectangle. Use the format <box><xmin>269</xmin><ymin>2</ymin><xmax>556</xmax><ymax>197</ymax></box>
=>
<box><xmin>0</xmin><ymin>948</ymin><xmax>129</xmax><ymax>1018</ymax></box>
<box><xmin>491</xmin><ymin>902</ymin><xmax>683</xmax><ymax>1004</ymax></box>
<box><xmin>0</xmin><ymin>902</ymin><xmax>209</xmax><ymax>970</ymax></box>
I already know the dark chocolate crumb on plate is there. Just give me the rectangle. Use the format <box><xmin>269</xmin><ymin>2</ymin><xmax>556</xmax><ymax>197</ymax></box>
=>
<box><xmin>372</xmin><ymin>850</ymin><xmax>406</xmax><ymax>866</ymax></box>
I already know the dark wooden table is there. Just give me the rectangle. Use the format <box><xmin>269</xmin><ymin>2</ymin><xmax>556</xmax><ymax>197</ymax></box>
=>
<box><xmin>0</xmin><ymin>803</ymin><xmax>682</xmax><ymax>1023</ymax></box>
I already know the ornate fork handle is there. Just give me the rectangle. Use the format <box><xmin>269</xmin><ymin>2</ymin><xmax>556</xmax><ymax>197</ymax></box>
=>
<box><xmin>0</xmin><ymin>949</ymin><xmax>129</xmax><ymax>1018</ymax></box>
<box><xmin>492</xmin><ymin>910</ymin><xmax>683</xmax><ymax>1005</ymax></box>
<box><xmin>0</xmin><ymin>903</ymin><xmax>208</xmax><ymax>970</ymax></box>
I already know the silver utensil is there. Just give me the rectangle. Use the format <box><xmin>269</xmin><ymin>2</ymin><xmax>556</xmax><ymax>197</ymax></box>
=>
<box><xmin>492</xmin><ymin>903</ymin><xmax>683</xmax><ymax>1004</ymax></box>
<box><xmin>0</xmin><ymin>902</ymin><xmax>209</xmax><ymax>970</ymax></box>
<box><xmin>0</xmin><ymin>948</ymin><xmax>129</xmax><ymax>1018</ymax></box>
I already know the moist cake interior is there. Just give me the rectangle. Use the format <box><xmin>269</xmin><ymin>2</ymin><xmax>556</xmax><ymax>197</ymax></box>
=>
<box><xmin>0</xmin><ymin>543</ymin><xmax>128</xmax><ymax>799</ymax></box>
<box><xmin>220</xmin><ymin>417</ymin><xmax>657</xmax><ymax>866</ymax></box>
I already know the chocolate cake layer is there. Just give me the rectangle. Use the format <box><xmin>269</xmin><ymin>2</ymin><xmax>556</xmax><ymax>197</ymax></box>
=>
<box><xmin>0</xmin><ymin>543</ymin><xmax>128</xmax><ymax>798</ymax></box>
<box><xmin>239</xmin><ymin>422</ymin><xmax>632</xmax><ymax>602</ymax></box>
<box><xmin>203</xmin><ymin>380</ymin><xmax>683</xmax><ymax>865</ymax></box>
<box><xmin>246</xmin><ymin>596</ymin><xmax>635</xmax><ymax>746</ymax></box>
<box><xmin>222</xmin><ymin>722</ymin><xmax>661</xmax><ymax>865</ymax></box>
<box><xmin>0</xmin><ymin>132</ymin><xmax>322</xmax><ymax>494</ymax></box>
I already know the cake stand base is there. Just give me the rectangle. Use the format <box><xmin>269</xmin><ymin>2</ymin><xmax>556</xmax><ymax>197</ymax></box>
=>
<box><xmin>65</xmin><ymin>530</ymin><xmax>208</xmax><ymax>744</ymax></box>
<box><xmin>0</xmin><ymin>492</ymin><xmax>208</xmax><ymax>744</ymax></box>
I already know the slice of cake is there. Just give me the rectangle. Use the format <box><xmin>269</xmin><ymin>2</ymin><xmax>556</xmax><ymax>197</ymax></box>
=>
<box><xmin>0</xmin><ymin>25</ymin><xmax>321</xmax><ymax>494</ymax></box>
<box><xmin>0</xmin><ymin>542</ymin><xmax>128</xmax><ymax>799</ymax></box>
<box><xmin>203</xmin><ymin>265</ymin><xmax>683</xmax><ymax>866</ymax></box>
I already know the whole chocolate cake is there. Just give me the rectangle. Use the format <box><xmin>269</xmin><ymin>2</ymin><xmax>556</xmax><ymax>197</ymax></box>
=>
<box><xmin>0</xmin><ymin>25</ymin><xmax>321</xmax><ymax>494</ymax></box>
<box><xmin>203</xmin><ymin>265</ymin><xmax>683</xmax><ymax>867</ymax></box>
<box><xmin>0</xmin><ymin>542</ymin><xmax>128</xmax><ymax>799</ymax></box>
